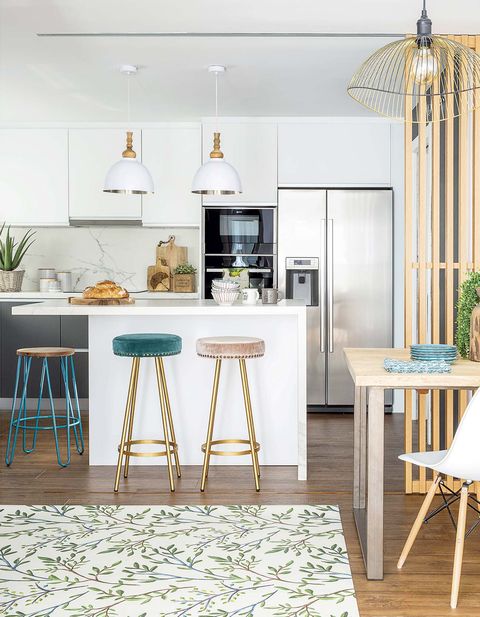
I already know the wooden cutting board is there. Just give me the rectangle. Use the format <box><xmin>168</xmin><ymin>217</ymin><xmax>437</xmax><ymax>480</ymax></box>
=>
<box><xmin>147</xmin><ymin>264</ymin><xmax>171</xmax><ymax>291</ymax></box>
<box><xmin>156</xmin><ymin>236</ymin><xmax>187</xmax><ymax>272</ymax></box>
<box><xmin>68</xmin><ymin>297</ymin><xmax>135</xmax><ymax>305</ymax></box>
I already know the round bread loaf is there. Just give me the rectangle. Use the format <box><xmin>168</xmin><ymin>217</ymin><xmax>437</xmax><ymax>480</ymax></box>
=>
<box><xmin>83</xmin><ymin>280</ymin><xmax>129</xmax><ymax>299</ymax></box>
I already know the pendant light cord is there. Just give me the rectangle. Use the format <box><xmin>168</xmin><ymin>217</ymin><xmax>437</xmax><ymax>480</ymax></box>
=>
<box><xmin>215</xmin><ymin>70</ymin><xmax>219</xmax><ymax>132</ymax></box>
<box><xmin>127</xmin><ymin>73</ymin><xmax>131</xmax><ymax>129</ymax></box>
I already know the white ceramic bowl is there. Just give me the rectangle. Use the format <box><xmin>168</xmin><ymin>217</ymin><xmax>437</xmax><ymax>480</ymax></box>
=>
<box><xmin>212</xmin><ymin>278</ymin><xmax>240</xmax><ymax>289</ymax></box>
<box><xmin>212</xmin><ymin>289</ymin><xmax>240</xmax><ymax>306</ymax></box>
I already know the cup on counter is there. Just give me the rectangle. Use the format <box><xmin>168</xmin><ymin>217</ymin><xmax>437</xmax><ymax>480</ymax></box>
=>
<box><xmin>262</xmin><ymin>288</ymin><xmax>282</xmax><ymax>304</ymax></box>
<box><xmin>241</xmin><ymin>288</ymin><xmax>260</xmax><ymax>305</ymax></box>
<box><xmin>39</xmin><ymin>277</ymin><xmax>57</xmax><ymax>293</ymax></box>
<box><xmin>56</xmin><ymin>271</ymin><xmax>73</xmax><ymax>293</ymax></box>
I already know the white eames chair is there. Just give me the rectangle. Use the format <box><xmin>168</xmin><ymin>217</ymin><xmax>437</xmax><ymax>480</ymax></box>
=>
<box><xmin>397</xmin><ymin>387</ymin><xmax>480</xmax><ymax>608</ymax></box>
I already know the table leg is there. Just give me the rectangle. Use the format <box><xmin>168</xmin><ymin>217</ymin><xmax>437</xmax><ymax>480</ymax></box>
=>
<box><xmin>366</xmin><ymin>387</ymin><xmax>385</xmax><ymax>579</ymax></box>
<box><xmin>353</xmin><ymin>386</ymin><xmax>367</xmax><ymax>509</ymax></box>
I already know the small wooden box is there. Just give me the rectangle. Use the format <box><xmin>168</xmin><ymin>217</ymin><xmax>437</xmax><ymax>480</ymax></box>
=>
<box><xmin>173</xmin><ymin>273</ymin><xmax>195</xmax><ymax>293</ymax></box>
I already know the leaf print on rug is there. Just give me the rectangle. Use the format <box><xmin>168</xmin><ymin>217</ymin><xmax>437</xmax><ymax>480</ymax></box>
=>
<box><xmin>0</xmin><ymin>504</ymin><xmax>359</xmax><ymax>617</ymax></box>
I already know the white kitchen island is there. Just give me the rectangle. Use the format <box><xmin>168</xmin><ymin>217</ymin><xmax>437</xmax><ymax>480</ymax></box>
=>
<box><xmin>13</xmin><ymin>299</ymin><xmax>307</xmax><ymax>479</ymax></box>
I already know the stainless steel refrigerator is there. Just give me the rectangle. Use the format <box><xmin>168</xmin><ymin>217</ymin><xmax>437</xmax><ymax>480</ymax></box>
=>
<box><xmin>278</xmin><ymin>189</ymin><xmax>393</xmax><ymax>408</ymax></box>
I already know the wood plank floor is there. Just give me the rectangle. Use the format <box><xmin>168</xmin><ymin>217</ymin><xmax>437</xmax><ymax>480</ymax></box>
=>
<box><xmin>1</xmin><ymin>411</ymin><xmax>479</xmax><ymax>616</ymax></box>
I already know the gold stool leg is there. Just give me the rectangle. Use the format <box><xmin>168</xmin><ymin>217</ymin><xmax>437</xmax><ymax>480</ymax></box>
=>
<box><xmin>239</xmin><ymin>358</ymin><xmax>260</xmax><ymax>478</ymax></box>
<box><xmin>158</xmin><ymin>357</ymin><xmax>181</xmax><ymax>478</ymax></box>
<box><xmin>114</xmin><ymin>357</ymin><xmax>140</xmax><ymax>492</ymax></box>
<box><xmin>124</xmin><ymin>357</ymin><xmax>140</xmax><ymax>478</ymax></box>
<box><xmin>200</xmin><ymin>359</ymin><xmax>222</xmax><ymax>492</ymax></box>
<box><xmin>239</xmin><ymin>358</ymin><xmax>260</xmax><ymax>491</ymax></box>
<box><xmin>155</xmin><ymin>357</ymin><xmax>175</xmax><ymax>492</ymax></box>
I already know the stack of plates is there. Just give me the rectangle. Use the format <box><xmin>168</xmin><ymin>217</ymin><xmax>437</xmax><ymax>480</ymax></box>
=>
<box><xmin>410</xmin><ymin>344</ymin><xmax>458</xmax><ymax>364</ymax></box>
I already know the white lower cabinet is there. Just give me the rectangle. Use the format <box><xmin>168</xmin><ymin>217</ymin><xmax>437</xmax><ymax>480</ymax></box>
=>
<box><xmin>0</xmin><ymin>129</ymin><xmax>69</xmax><ymax>226</ymax></box>
<box><xmin>68</xmin><ymin>129</ymin><xmax>142</xmax><ymax>221</ymax></box>
<box><xmin>141</xmin><ymin>126</ymin><xmax>201</xmax><ymax>226</ymax></box>
<box><xmin>278</xmin><ymin>121</ymin><xmax>391</xmax><ymax>186</ymax></box>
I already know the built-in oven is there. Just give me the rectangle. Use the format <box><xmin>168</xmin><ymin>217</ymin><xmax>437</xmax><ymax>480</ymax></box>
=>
<box><xmin>203</xmin><ymin>207</ymin><xmax>276</xmax><ymax>255</ymax></box>
<box><xmin>202</xmin><ymin>206</ymin><xmax>277</xmax><ymax>298</ymax></box>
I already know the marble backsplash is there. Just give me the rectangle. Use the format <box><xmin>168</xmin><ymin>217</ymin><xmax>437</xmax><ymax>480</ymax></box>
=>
<box><xmin>10</xmin><ymin>226</ymin><xmax>200</xmax><ymax>292</ymax></box>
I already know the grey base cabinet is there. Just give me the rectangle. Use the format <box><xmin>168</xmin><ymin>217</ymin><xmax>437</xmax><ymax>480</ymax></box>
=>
<box><xmin>1</xmin><ymin>302</ymin><xmax>88</xmax><ymax>399</ymax></box>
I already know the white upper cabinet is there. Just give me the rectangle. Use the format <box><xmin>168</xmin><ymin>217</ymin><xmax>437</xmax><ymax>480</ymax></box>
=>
<box><xmin>0</xmin><ymin>129</ymin><xmax>69</xmax><ymax>226</ymax></box>
<box><xmin>68</xmin><ymin>129</ymin><xmax>142</xmax><ymax>220</ymax></box>
<box><xmin>142</xmin><ymin>126</ymin><xmax>201</xmax><ymax>226</ymax></box>
<box><xmin>278</xmin><ymin>122</ymin><xmax>391</xmax><ymax>186</ymax></box>
<box><xmin>202</xmin><ymin>122</ymin><xmax>278</xmax><ymax>205</ymax></box>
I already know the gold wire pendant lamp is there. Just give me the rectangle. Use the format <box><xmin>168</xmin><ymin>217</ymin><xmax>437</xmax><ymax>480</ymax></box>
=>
<box><xmin>348</xmin><ymin>0</ymin><xmax>480</xmax><ymax>123</ymax></box>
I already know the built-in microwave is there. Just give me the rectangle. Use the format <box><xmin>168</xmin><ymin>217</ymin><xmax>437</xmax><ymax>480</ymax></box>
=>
<box><xmin>202</xmin><ymin>206</ymin><xmax>277</xmax><ymax>299</ymax></box>
<box><xmin>203</xmin><ymin>207</ymin><xmax>276</xmax><ymax>256</ymax></box>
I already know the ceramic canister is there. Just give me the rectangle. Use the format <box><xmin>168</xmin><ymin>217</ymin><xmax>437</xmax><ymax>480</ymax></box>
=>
<box><xmin>56</xmin><ymin>271</ymin><xmax>73</xmax><ymax>292</ymax></box>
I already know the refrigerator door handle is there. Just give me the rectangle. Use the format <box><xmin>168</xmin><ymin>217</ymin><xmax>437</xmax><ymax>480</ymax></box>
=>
<box><xmin>327</xmin><ymin>219</ymin><xmax>334</xmax><ymax>353</ymax></box>
<box><xmin>320</xmin><ymin>219</ymin><xmax>326</xmax><ymax>353</ymax></box>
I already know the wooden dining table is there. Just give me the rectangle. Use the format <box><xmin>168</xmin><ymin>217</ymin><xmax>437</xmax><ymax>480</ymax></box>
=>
<box><xmin>344</xmin><ymin>347</ymin><xmax>480</xmax><ymax>580</ymax></box>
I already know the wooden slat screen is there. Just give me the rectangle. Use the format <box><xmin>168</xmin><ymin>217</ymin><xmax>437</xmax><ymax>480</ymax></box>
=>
<box><xmin>404</xmin><ymin>35</ymin><xmax>480</xmax><ymax>494</ymax></box>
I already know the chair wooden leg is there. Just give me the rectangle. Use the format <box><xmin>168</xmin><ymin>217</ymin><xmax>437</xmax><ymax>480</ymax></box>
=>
<box><xmin>123</xmin><ymin>358</ymin><xmax>140</xmax><ymax>478</ymax></box>
<box><xmin>114</xmin><ymin>358</ymin><xmax>139</xmax><ymax>492</ymax></box>
<box><xmin>155</xmin><ymin>358</ymin><xmax>175</xmax><ymax>492</ymax></box>
<box><xmin>451</xmin><ymin>483</ymin><xmax>469</xmax><ymax>609</ymax></box>
<box><xmin>200</xmin><ymin>359</ymin><xmax>221</xmax><ymax>492</ymax></box>
<box><xmin>397</xmin><ymin>472</ymin><xmax>442</xmax><ymax>569</ymax></box>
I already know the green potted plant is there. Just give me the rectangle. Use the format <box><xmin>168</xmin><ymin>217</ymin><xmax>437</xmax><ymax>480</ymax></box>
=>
<box><xmin>0</xmin><ymin>224</ymin><xmax>36</xmax><ymax>292</ymax></box>
<box><xmin>456</xmin><ymin>271</ymin><xmax>480</xmax><ymax>358</ymax></box>
<box><xmin>173</xmin><ymin>263</ymin><xmax>197</xmax><ymax>293</ymax></box>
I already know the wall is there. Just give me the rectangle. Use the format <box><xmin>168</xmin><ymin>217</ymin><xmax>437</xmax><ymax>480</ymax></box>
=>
<box><xmin>11</xmin><ymin>226</ymin><xmax>200</xmax><ymax>292</ymax></box>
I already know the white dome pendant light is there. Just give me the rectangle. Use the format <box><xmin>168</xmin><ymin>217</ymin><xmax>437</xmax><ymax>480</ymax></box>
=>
<box><xmin>192</xmin><ymin>65</ymin><xmax>242</xmax><ymax>195</ymax></box>
<box><xmin>104</xmin><ymin>65</ymin><xmax>154</xmax><ymax>194</ymax></box>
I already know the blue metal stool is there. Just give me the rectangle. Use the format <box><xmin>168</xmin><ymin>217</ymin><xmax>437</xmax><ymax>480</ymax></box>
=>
<box><xmin>5</xmin><ymin>347</ymin><xmax>84</xmax><ymax>468</ymax></box>
<box><xmin>112</xmin><ymin>333</ymin><xmax>182</xmax><ymax>493</ymax></box>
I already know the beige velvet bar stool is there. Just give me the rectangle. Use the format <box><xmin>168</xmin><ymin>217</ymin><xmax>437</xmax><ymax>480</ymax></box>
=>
<box><xmin>196</xmin><ymin>336</ymin><xmax>265</xmax><ymax>492</ymax></box>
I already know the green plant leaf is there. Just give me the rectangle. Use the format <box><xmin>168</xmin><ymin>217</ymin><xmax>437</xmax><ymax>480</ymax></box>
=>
<box><xmin>0</xmin><ymin>224</ymin><xmax>35</xmax><ymax>271</ymax></box>
<box><xmin>456</xmin><ymin>272</ymin><xmax>480</xmax><ymax>357</ymax></box>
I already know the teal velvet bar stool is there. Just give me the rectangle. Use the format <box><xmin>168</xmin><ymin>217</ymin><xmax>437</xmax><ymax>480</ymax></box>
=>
<box><xmin>112</xmin><ymin>333</ymin><xmax>182</xmax><ymax>492</ymax></box>
<box><xmin>5</xmin><ymin>347</ymin><xmax>84</xmax><ymax>467</ymax></box>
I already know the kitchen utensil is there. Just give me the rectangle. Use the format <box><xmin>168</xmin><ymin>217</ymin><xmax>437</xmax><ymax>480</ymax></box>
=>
<box><xmin>56</xmin><ymin>271</ymin><xmax>73</xmax><ymax>292</ymax></box>
<box><xmin>40</xmin><ymin>277</ymin><xmax>56</xmax><ymax>293</ymax></box>
<box><xmin>156</xmin><ymin>236</ymin><xmax>188</xmax><ymax>272</ymax></box>
<box><xmin>241</xmin><ymin>288</ymin><xmax>259</xmax><ymax>305</ymax></box>
<box><xmin>262</xmin><ymin>288</ymin><xmax>281</xmax><ymax>304</ymax></box>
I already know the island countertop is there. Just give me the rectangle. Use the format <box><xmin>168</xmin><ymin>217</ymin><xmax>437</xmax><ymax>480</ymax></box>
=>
<box><xmin>12</xmin><ymin>298</ymin><xmax>306</xmax><ymax>316</ymax></box>
<box><xmin>12</xmin><ymin>298</ymin><xmax>307</xmax><ymax>479</ymax></box>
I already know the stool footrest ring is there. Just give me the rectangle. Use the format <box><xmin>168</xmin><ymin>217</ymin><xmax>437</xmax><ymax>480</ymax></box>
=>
<box><xmin>201</xmin><ymin>438</ymin><xmax>260</xmax><ymax>457</ymax></box>
<box><xmin>118</xmin><ymin>438</ymin><xmax>178</xmax><ymax>458</ymax></box>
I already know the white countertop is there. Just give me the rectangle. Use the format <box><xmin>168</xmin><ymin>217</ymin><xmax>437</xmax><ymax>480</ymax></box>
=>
<box><xmin>0</xmin><ymin>291</ymin><xmax>199</xmax><ymax>301</ymax></box>
<box><xmin>12</xmin><ymin>298</ymin><xmax>306</xmax><ymax>316</ymax></box>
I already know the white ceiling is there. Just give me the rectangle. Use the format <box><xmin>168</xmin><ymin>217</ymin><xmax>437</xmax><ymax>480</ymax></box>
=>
<box><xmin>0</xmin><ymin>0</ymin><xmax>479</xmax><ymax>121</ymax></box>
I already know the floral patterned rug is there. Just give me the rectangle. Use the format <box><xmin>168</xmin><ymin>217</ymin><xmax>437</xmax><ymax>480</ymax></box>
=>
<box><xmin>0</xmin><ymin>504</ymin><xmax>359</xmax><ymax>617</ymax></box>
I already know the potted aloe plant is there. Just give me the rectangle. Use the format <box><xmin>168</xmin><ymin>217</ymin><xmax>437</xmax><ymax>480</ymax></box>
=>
<box><xmin>0</xmin><ymin>224</ymin><xmax>35</xmax><ymax>292</ymax></box>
